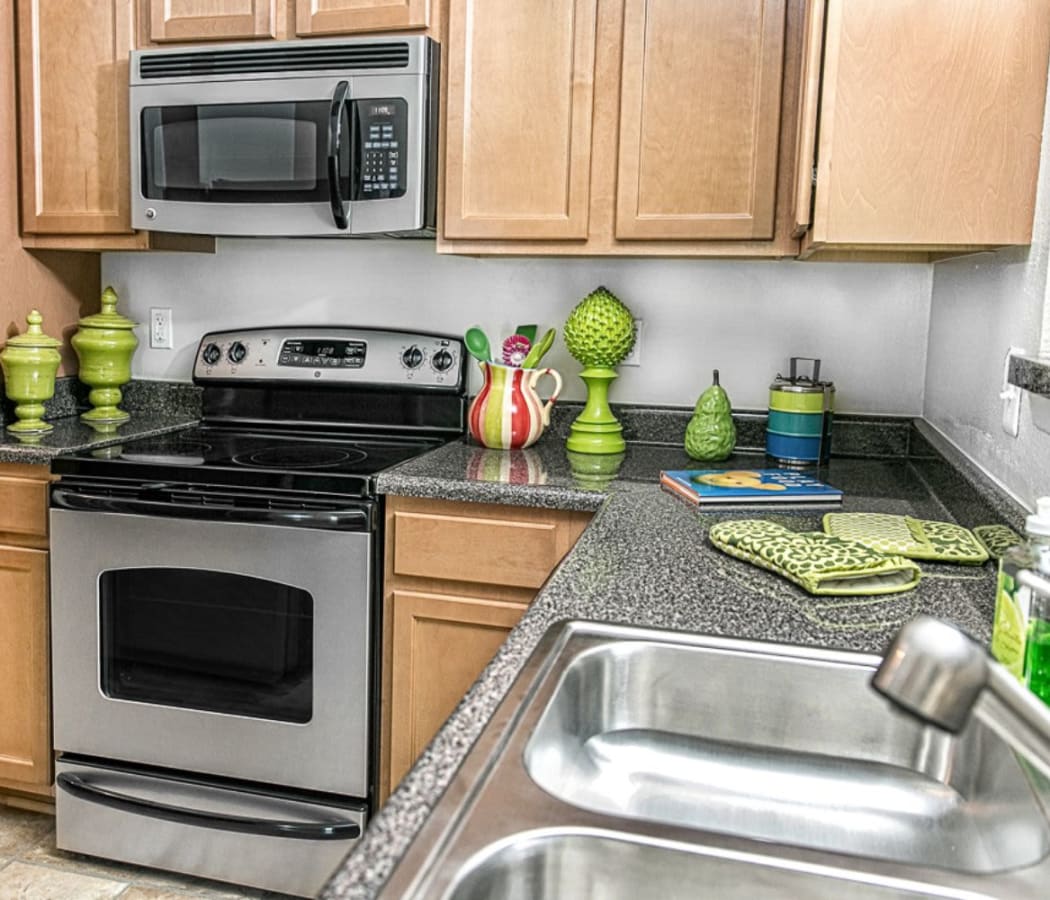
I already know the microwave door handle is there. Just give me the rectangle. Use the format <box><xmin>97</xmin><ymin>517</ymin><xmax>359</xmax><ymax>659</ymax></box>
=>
<box><xmin>327</xmin><ymin>80</ymin><xmax>350</xmax><ymax>230</ymax></box>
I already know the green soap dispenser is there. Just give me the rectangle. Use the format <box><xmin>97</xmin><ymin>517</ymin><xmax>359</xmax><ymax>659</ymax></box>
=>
<box><xmin>684</xmin><ymin>369</ymin><xmax>736</xmax><ymax>462</ymax></box>
<box><xmin>992</xmin><ymin>497</ymin><xmax>1050</xmax><ymax>685</ymax></box>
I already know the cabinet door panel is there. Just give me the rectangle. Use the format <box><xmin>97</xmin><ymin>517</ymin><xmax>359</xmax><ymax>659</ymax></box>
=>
<box><xmin>812</xmin><ymin>0</ymin><xmax>1050</xmax><ymax>247</ymax></box>
<box><xmin>18</xmin><ymin>0</ymin><xmax>135</xmax><ymax>234</ymax></box>
<box><xmin>387</xmin><ymin>590</ymin><xmax>525</xmax><ymax>791</ymax></box>
<box><xmin>0</xmin><ymin>546</ymin><xmax>50</xmax><ymax>787</ymax></box>
<box><xmin>616</xmin><ymin>0</ymin><xmax>786</xmax><ymax>240</ymax></box>
<box><xmin>296</xmin><ymin>0</ymin><xmax>427</xmax><ymax>35</ymax></box>
<box><xmin>443</xmin><ymin>0</ymin><xmax>598</xmax><ymax>239</ymax></box>
<box><xmin>149</xmin><ymin>0</ymin><xmax>276</xmax><ymax>42</ymax></box>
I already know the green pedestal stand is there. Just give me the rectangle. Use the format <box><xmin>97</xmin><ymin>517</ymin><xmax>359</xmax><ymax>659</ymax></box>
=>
<box><xmin>566</xmin><ymin>366</ymin><xmax>625</xmax><ymax>455</ymax></box>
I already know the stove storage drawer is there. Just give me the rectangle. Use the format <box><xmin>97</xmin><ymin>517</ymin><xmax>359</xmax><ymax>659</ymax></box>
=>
<box><xmin>55</xmin><ymin>758</ymin><xmax>365</xmax><ymax>898</ymax></box>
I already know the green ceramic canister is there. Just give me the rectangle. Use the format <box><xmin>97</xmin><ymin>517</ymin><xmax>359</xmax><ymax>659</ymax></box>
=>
<box><xmin>766</xmin><ymin>357</ymin><xmax>834</xmax><ymax>466</ymax></box>
<box><xmin>71</xmin><ymin>286</ymin><xmax>139</xmax><ymax>426</ymax></box>
<box><xmin>0</xmin><ymin>310</ymin><xmax>62</xmax><ymax>435</ymax></box>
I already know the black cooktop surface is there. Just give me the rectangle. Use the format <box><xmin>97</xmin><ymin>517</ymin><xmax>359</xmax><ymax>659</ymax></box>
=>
<box><xmin>51</xmin><ymin>426</ymin><xmax>447</xmax><ymax>496</ymax></box>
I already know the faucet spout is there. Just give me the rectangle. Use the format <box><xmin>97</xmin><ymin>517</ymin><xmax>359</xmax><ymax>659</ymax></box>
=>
<box><xmin>873</xmin><ymin>603</ymin><xmax>1050</xmax><ymax>782</ymax></box>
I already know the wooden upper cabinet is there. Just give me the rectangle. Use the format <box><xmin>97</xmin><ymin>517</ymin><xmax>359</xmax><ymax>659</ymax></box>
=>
<box><xmin>296</xmin><ymin>0</ymin><xmax>429</xmax><ymax>36</ymax></box>
<box><xmin>801</xmin><ymin>0</ymin><xmax>1050</xmax><ymax>253</ymax></box>
<box><xmin>18</xmin><ymin>0</ymin><xmax>136</xmax><ymax>235</ymax></box>
<box><xmin>148</xmin><ymin>0</ymin><xmax>277</xmax><ymax>42</ymax></box>
<box><xmin>615</xmin><ymin>0</ymin><xmax>786</xmax><ymax>240</ymax></box>
<box><xmin>442</xmin><ymin>0</ymin><xmax>599</xmax><ymax>240</ymax></box>
<box><xmin>439</xmin><ymin>0</ymin><xmax>806</xmax><ymax>257</ymax></box>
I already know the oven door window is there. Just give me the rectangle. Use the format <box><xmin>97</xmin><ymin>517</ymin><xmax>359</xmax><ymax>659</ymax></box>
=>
<box><xmin>99</xmin><ymin>568</ymin><xmax>313</xmax><ymax>724</ymax></box>
<box><xmin>140</xmin><ymin>101</ymin><xmax>350</xmax><ymax>203</ymax></box>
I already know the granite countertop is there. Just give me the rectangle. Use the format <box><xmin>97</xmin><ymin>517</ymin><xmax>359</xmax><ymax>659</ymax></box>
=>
<box><xmin>323</xmin><ymin>417</ymin><xmax>1027</xmax><ymax>899</ymax></box>
<box><xmin>0</xmin><ymin>379</ymin><xmax>201</xmax><ymax>465</ymax></box>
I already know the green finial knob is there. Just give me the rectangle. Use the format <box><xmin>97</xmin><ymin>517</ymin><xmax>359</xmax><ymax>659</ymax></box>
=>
<box><xmin>100</xmin><ymin>286</ymin><xmax>118</xmax><ymax>315</ymax></box>
<box><xmin>25</xmin><ymin>310</ymin><xmax>44</xmax><ymax>334</ymax></box>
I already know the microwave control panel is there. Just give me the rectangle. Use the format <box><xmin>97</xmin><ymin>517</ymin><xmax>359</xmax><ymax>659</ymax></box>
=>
<box><xmin>354</xmin><ymin>98</ymin><xmax>407</xmax><ymax>201</ymax></box>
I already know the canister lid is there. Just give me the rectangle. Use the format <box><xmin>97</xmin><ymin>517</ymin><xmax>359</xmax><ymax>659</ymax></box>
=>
<box><xmin>5</xmin><ymin>309</ymin><xmax>61</xmax><ymax>348</ymax></box>
<box><xmin>770</xmin><ymin>356</ymin><xmax>834</xmax><ymax>392</ymax></box>
<box><xmin>78</xmin><ymin>286</ymin><xmax>137</xmax><ymax>330</ymax></box>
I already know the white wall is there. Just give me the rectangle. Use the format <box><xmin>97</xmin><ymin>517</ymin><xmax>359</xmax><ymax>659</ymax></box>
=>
<box><xmin>102</xmin><ymin>243</ymin><xmax>931</xmax><ymax>414</ymax></box>
<box><xmin>924</xmin><ymin>76</ymin><xmax>1050</xmax><ymax>509</ymax></box>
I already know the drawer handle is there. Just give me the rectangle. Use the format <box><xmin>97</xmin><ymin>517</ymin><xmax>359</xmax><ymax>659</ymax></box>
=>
<box><xmin>56</xmin><ymin>773</ymin><xmax>361</xmax><ymax>842</ymax></box>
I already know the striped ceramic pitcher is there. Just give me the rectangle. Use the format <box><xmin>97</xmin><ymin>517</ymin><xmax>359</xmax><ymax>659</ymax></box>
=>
<box><xmin>468</xmin><ymin>361</ymin><xmax>562</xmax><ymax>450</ymax></box>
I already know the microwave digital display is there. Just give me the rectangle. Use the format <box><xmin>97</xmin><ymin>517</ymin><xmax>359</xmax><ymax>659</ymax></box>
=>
<box><xmin>279</xmin><ymin>340</ymin><xmax>366</xmax><ymax>369</ymax></box>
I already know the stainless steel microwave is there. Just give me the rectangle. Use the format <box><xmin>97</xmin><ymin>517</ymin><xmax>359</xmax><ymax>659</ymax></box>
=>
<box><xmin>129</xmin><ymin>36</ymin><xmax>437</xmax><ymax>237</ymax></box>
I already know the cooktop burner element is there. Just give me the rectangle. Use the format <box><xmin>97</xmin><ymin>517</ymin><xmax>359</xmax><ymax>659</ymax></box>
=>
<box><xmin>234</xmin><ymin>445</ymin><xmax>368</xmax><ymax>470</ymax></box>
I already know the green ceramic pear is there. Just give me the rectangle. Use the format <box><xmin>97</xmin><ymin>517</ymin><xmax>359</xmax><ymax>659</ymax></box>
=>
<box><xmin>684</xmin><ymin>369</ymin><xmax>736</xmax><ymax>461</ymax></box>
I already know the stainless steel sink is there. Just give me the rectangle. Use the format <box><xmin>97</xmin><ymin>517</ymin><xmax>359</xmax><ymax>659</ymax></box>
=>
<box><xmin>445</xmin><ymin>829</ymin><xmax>976</xmax><ymax>900</ymax></box>
<box><xmin>523</xmin><ymin>639</ymin><xmax>1050</xmax><ymax>873</ymax></box>
<box><xmin>377</xmin><ymin>622</ymin><xmax>1050</xmax><ymax>899</ymax></box>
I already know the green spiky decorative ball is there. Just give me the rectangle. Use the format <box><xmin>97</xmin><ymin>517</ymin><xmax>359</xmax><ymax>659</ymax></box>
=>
<box><xmin>564</xmin><ymin>286</ymin><xmax>636</xmax><ymax>368</ymax></box>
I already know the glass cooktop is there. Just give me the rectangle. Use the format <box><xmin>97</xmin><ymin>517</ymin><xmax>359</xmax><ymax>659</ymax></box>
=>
<box><xmin>51</xmin><ymin>426</ymin><xmax>447</xmax><ymax>496</ymax></box>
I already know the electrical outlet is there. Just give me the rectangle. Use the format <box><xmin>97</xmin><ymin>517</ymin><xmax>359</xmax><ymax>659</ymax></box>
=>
<box><xmin>621</xmin><ymin>319</ymin><xmax>643</xmax><ymax>366</ymax></box>
<box><xmin>150</xmin><ymin>307</ymin><xmax>173</xmax><ymax>349</ymax></box>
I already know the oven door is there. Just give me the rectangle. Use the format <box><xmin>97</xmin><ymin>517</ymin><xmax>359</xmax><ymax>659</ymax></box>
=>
<box><xmin>50</xmin><ymin>503</ymin><xmax>373</xmax><ymax>797</ymax></box>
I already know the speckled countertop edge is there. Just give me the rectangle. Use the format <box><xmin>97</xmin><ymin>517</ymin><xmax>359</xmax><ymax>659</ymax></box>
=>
<box><xmin>323</xmin><ymin>421</ymin><xmax>1024</xmax><ymax>900</ymax></box>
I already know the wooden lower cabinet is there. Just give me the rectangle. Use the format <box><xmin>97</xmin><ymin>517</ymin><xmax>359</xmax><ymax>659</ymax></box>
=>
<box><xmin>0</xmin><ymin>463</ymin><xmax>53</xmax><ymax>805</ymax></box>
<box><xmin>380</xmin><ymin>496</ymin><xmax>591</xmax><ymax>798</ymax></box>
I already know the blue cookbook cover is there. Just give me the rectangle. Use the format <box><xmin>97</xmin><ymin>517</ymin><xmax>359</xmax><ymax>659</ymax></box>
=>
<box><xmin>660</xmin><ymin>468</ymin><xmax>843</xmax><ymax>505</ymax></box>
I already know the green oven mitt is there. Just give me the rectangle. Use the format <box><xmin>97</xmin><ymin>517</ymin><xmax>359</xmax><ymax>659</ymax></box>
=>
<box><xmin>709</xmin><ymin>519</ymin><xmax>921</xmax><ymax>596</ymax></box>
<box><xmin>822</xmin><ymin>513</ymin><xmax>988</xmax><ymax>565</ymax></box>
<box><xmin>972</xmin><ymin>523</ymin><xmax>1023</xmax><ymax>561</ymax></box>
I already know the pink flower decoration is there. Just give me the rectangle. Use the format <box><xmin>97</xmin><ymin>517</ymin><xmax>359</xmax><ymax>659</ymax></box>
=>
<box><xmin>502</xmin><ymin>334</ymin><xmax>532</xmax><ymax>366</ymax></box>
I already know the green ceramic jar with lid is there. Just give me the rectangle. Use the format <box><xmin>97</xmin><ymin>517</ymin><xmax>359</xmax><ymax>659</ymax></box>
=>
<box><xmin>72</xmin><ymin>286</ymin><xmax>139</xmax><ymax>426</ymax></box>
<box><xmin>0</xmin><ymin>309</ymin><xmax>62</xmax><ymax>434</ymax></box>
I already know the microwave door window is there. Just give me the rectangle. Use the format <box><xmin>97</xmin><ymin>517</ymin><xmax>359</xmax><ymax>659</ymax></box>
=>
<box><xmin>141</xmin><ymin>102</ymin><xmax>340</xmax><ymax>203</ymax></box>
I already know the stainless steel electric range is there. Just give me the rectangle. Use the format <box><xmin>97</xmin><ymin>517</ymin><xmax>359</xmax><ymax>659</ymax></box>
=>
<box><xmin>47</xmin><ymin>326</ymin><xmax>466</xmax><ymax>897</ymax></box>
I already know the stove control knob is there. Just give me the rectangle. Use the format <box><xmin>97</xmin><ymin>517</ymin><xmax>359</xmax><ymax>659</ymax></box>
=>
<box><xmin>401</xmin><ymin>345</ymin><xmax>424</xmax><ymax>369</ymax></box>
<box><xmin>432</xmin><ymin>349</ymin><xmax>454</xmax><ymax>372</ymax></box>
<box><xmin>228</xmin><ymin>341</ymin><xmax>248</xmax><ymax>364</ymax></box>
<box><xmin>202</xmin><ymin>343</ymin><xmax>221</xmax><ymax>365</ymax></box>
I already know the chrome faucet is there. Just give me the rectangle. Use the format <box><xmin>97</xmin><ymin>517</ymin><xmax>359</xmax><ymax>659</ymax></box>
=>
<box><xmin>873</xmin><ymin>569</ymin><xmax>1050</xmax><ymax>781</ymax></box>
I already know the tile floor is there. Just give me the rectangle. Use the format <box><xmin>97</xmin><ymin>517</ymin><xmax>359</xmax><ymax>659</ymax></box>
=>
<box><xmin>0</xmin><ymin>806</ymin><xmax>298</xmax><ymax>899</ymax></box>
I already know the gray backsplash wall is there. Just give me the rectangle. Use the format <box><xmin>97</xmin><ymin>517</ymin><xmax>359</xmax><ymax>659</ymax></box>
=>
<box><xmin>923</xmin><ymin>66</ymin><xmax>1050</xmax><ymax>510</ymax></box>
<box><xmin>101</xmin><ymin>245</ymin><xmax>932</xmax><ymax>415</ymax></box>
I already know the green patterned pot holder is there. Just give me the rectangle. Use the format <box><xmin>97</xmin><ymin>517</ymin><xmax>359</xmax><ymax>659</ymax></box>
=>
<box><xmin>972</xmin><ymin>523</ymin><xmax>1023</xmax><ymax>561</ymax></box>
<box><xmin>708</xmin><ymin>520</ymin><xmax>922</xmax><ymax>596</ymax></box>
<box><xmin>822</xmin><ymin>513</ymin><xmax>989</xmax><ymax>565</ymax></box>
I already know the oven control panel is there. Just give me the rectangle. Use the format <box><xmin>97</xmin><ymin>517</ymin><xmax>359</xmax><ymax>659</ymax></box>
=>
<box><xmin>194</xmin><ymin>327</ymin><xmax>466</xmax><ymax>390</ymax></box>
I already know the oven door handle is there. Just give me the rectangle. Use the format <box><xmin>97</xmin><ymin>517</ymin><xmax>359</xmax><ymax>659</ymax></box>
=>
<box><xmin>51</xmin><ymin>487</ymin><xmax>371</xmax><ymax>531</ymax></box>
<box><xmin>56</xmin><ymin>773</ymin><xmax>361</xmax><ymax>842</ymax></box>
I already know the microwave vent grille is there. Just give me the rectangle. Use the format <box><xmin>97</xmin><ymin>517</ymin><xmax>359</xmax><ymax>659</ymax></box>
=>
<box><xmin>138</xmin><ymin>42</ymin><xmax>412</xmax><ymax>79</ymax></box>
